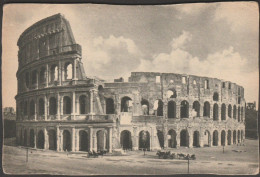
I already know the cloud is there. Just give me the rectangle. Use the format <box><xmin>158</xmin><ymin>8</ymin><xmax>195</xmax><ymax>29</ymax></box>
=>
<box><xmin>214</xmin><ymin>2</ymin><xmax>259</xmax><ymax>33</ymax></box>
<box><xmin>175</xmin><ymin>3</ymin><xmax>212</xmax><ymax>15</ymax></box>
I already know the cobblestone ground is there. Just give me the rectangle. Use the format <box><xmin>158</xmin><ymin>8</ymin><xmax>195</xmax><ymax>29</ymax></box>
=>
<box><xmin>2</xmin><ymin>139</ymin><xmax>259</xmax><ymax>175</ymax></box>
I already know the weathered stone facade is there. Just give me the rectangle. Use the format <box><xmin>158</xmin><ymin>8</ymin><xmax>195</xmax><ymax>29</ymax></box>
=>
<box><xmin>16</xmin><ymin>14</ymin><xmax>245</xmax><ymax>152</ymax></box>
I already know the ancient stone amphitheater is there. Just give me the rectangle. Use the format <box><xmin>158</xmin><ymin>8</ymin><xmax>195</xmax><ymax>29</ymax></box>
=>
<box><xmin>16</xmin><ymin>14</ymin><xmax>245</xmax><ymax>152</ymax></box>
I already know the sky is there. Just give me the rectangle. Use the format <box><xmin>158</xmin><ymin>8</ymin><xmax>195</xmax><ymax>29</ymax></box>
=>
<box><xmin>2</xmin><ymin>2</ymin><xmax>259</xmax><ymax>109</ymax></box>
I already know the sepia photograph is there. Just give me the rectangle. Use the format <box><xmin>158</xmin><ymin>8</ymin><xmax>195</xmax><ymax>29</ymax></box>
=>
<box><xmin>2</xmin><ymin>2</ymin><xmax>259</xmax><ymax>175</ymax></box>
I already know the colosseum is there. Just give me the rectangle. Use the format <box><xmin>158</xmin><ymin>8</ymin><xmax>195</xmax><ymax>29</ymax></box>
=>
<box><xmin>15</xmin><ymin>14</ymin><xmax>245</xmax><ymax>152</ymax></box>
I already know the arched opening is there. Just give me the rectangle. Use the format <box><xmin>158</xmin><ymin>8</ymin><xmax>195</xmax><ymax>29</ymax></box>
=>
<box><xmin>120</xmin><ymin>130</ymin><xmax>132</xmax><ymax>150</ymax></box>
<box><xmin>192</xmin><ymin>101</ymin><xmax>200</xmax><ymax>117</ymax></box>
<box><xmin>221</xmin><ymin>104</ymin><xmax>226</xmax><ymax>120</ymax></box>
<box><xmin>180</xmin><ymin>100</ymin><xmax>189</xmax><ymax>118</ymax></box>
<box><xmin>63</xmin><ymin>96</ymin><xmax>72</xmax><ymax>114</ymax></box>
<box><xmin>106</xmin><ymin>98</ymin><xmax>115</xmax><ymax>114</ymax></box>
<box><xmin>39</xmin><ymin>67</ymin><xmax>46</xmax><ymax>83</ymax></box>
<box><xmin>233</xmin><ymin>130</ymin><xmax>237</xmax><ymax>144</ymax></box>
<box><xmin>233</xmin><ymin>105</ymin><xmax>237</xmax><ymax>119</ymax></box>
<box><xmin>121</xmin><ymin>96</ymin><xmax>132</xmax><ymax>112</ymax></box>
<box><xmin>37</xmin><ymin>130</ymin><xmax>44</xmax><ymax>149</ymax></box>
<box><xmin>213</xmin><ymin>130</ymin><xmax>218</xmax><ymax>146</ymax></box>
<box><xmin>213</xmin><ymin>103</ymin><xmax>219</xmax><ymax>121</ymax></box>
<box><xmin>29</xmin><ymin>100</ymin><xmax>35</xmax><ymax>117</ymax></box>
<box><xmin>203</xmin><ymin>101</ymin><xmax>210</xmax><ymax>117</ymax></box>
<box><xmin>241</xmin><ymin>130</ymin><xmax>244</xmax><ymax>141</ymax></box>
<box><xmin>157</xmin><ymin>130</ymin><xmax>164</xmax><ymax>148</ymax></box>
<box><xmin>180</xmin><ymin>129</ymin><xmax>189</xmax><ymax>147</ymax></box>
<box><xmin>213</xmin><ymin>92</ymin><xmax>219</xmax><ymax>101</ymax></box>
<box><xmin>64</xmin><ymin>63</ymin><xmax>73</xmax><ymax>80</ymax></box>
<box><xmin>167</xmin><ymin>89</ymin><xmax>177</xmax><ymax>98</ymax></box>
<box><xmin>227</xmin><ymin>130</ymin><xmax>232</xmax><ymax>145</ymax></box>
<box><xmin>221</xmin><ymin>130</ymin><xmax>226</xmax><ymax>146</ymax></box>
<box><xmin>39</xmin><ymin>98</ymin><xmax>45</xmax><ymax>116</ymax></box>
<box><xmin>204</xmin><ymin>80</ymin><xmax>209</xmax><ymax>89</ymax></box>
<box><xmin>49</xmin><ymin>97</ymin><xmax>57</xmax><ymax>115</ymax></box>
<box><xmin>238</xmin><ymin>107</ymin><xmax>241</xmax><ymax>122</ymax></box>
<box><xmin>204</xmin><ymin>130</ymin><xmax>211</xmax><ymax>147</ymax></box>
<box><xmin>31</xmin><ymin>70</ymin><xmax>38</xmax><ymax>85</ymax></box>
<box><xmin>79</xmin><ymin>95</ymin><xmax>88</xmax><ymax>114</ymax></box>
<box><xmin>50</xmin><ymin>65</ymin><xmax>58</xmax><ymax>82</ymax></box>
<box><xmin>139</xmin><ymin>131</ymin><xmax>150</xmax><ymax>150</ymax></box>
<box><xmin>157</xmin><ymin>99</ymin><xmax>163</xmax><ymax>116</ymax></box>
<box><xmin>24</xmin><ymin>101</ymin><xmax>28</xmax><ymax>116</ymax></box>
<box><xmin>63</xmin><ymin>130</ymin><xmax>71</xmax><ymax>151</ymax></box>
<box><xmin>238</xmin><ymin>130</ymin><xmax>241</xmax><ymax>143</ymax></box>
<box><xmin>25</xmin><ymin>72</ymin><xmax>29</xmax><ymax>88</ymax></box>
<box><xmin>168</xmin><ymin>129</ymin><xmax>177</xmax><ymax>148</ymax></box>
<box><xmin>238</xmin><ymin>96</ymin><xmax>241</xmax><ymax>104</ymax></box>
<box><xmin>168</xmin><ymin>101</ymin><xmax>176</xmax><ymax>118</ymax></box>
<box><xmin>141</xmin><ymin>99</ymin><xmax>149</xmax><ymax>115</ymax></box>
<box><xmin>48</xmin><ymin>129</ymin><xmax>57</xmax><ymax>150</ymax></box>
<box><xmin>241</xmin><ymin>107</ymin><xmax>244</xmax><ymax>122</ymax></box>
<box><xmin>97</xmin><ymin>130</ymin><xmax>108</xmax><ymax>151</ymax></box>
<box><xmin>193</xmin><ymin>131</ymin><xmax>200</xmax><ymax>147</ymax></box>
<box><xmin>29</xmin><ymin>129</ymin><xmax>35</xmax><ymax>148</ymax></box>
<box><xmin>24</xmin><ymin>130</ymin><xmax>27</xmax><ymax>146</ymax></box>
<box><xmin>79</xmin><ymin>130</ymin><xmax>89</xmax><ymax>151</ymax></box>
<box><xmin>228</xmin><ymin>104</ymin><xmax>232</xmax><ymax>118</ymax></box>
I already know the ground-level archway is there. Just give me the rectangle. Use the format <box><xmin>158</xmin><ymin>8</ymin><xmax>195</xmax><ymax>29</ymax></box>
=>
<box><xmin>120</xmin><ymin>130</ymin><xmax>132</xmax><ymax>150</ymax></box>
<box><xmin>168</xmin><ymin>129</ymin><xmax>177</xmax><ymax>148</ymax></box>
<box><xmin>139</xmin><ymin>131</ymin><xmax>150</xmax><ymax>150</ymax></box>
<box><xmin>221</xmin><ymin>130</ymin><xmax>226</xmax><ymax>146</ymax></box>
<box><xmin>227</xmin><ymin>130</ymin><xmax>232</xmax><ymax>145</ymax></box>
<box><xmin>79</xmin><ymin>130</ymin><xmax>89</xmax><ymax>151</ymax></box>
<box><xmin>63</xmin><ymin>130</ymin><xmax>71</xmax><ymax>151</ymax></box>
<box><xmin>238</xmin><ymin>130</ymin><xmax>241</xmax><ymax>143</ymax></box>
<box><xmin>180</xmin><ymin>129</ymin><xmax>189</xmax><ymax>147</ymax></box>
<box><xmin>204</xmin><ymin>130</ymin><xmax>211</xmax><ymax>147</ymax></box>
<box><xmin>48</xmin><ymin>129</ymin><xmax>57</xmax><ymax>150</ymax></box>
<box><xmin>97</xmin><ymin>130</ymin><xmax>108</xmax><ymax>151</ymax></box>
<box><xmin>29</xmin><ymin>129</ymin><xmax>35</xmax><ymax>148</ymax></box>
<box><xmin>193</xmin><ymin>131</ymin><xmax>200</xmax><ymax>147</ymax></box>
<box><xmin>157</xmin><ymin>130</ymin><xmax>164</xmax><ymax>148</ymax></box>
<box><xmin>37</xmin><ymin>130</ymin><xmax>45</xmax><ymax>149</ymax></box>
<box><xmin>213</xmin><ymin>130</ymin><xmax>218</xmax><ymax>146</ymax></box>
<box><xmin>233</xmin><ymin>130</ymin><xmax>237</xmax><ymax>144</ymax></box>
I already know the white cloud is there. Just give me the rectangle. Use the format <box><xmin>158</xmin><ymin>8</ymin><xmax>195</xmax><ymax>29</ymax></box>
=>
<box><xmin>171</xmin><ymin>31</ymin><xmax>192</xmax><ymax>49</ymax></box>
<box><xmin>175</xmin><ymin>3</ymin><xmax>212</xmax><ymax>15</ymax></box>
<box><xmin>214</xmin><ymin>2</ymin><xmax>259</xmax><ymax>33</ymax></box>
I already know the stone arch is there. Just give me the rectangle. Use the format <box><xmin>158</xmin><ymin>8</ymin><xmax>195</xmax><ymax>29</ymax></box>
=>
<box><xmin>238</xmin><ymin>106</ymin><xmax>241</xmax><ymax>122</ymax></box>
<box><xmin>29</xmin><ymin>99</ymin><xmax>35</xmax><ymax>117</ymax></box>
<box><xmin>233</xmin><ymin>130</ymin><xmax>237</xmax><ymax>144</ymax></box>
<box><xmin>120</xmin><ymin>130</ymin><xmax>132</xmax><ymax>150</ymax></box>
<box><xmin>221</xmin><ymin>104</ymin><xmax>226</xmax><ymax>120</ymax></box>
<box><xmin>97</xmin><ymin>130</ymin><xmax>108</xmax><ymax>151</ymax></box>
<box><xmin>31</xmin><ymin>70</ymin><xmax>38</xmax><ymax>85</ymax></box>
<box><xmin>241</xmin><ymin>107</ymin><xmax>244</xmax><ymax>122</ymax></box>
<box><xmin>141</xmin><ymin>99</ymin><xmax>149</xmax><ymax>115</ymax></box>
<box><xmin>203</xmin><ymin>101</ymin><xmax>210</xmax><ymax>117</ymax></box>
<box><xmin>29</xmin><ymin>129</ymin><xmax>35</xmax><ymax>148</ymax></box>
<box><xmin>227</xmin><ymin>130</ymin><xmax>232</xmax><ymax>145</ymax></box>
<box><xmin>64</xmin><ymin>62</ymin><xmax>73</xmax><ymax>80</ymax></box>
<box><xmin>168</xmin><ymin>129</ymin><xmax>177</xmax><ymax>148</ymax></box>
<box><xmin>192</xmin><ymin>101</ymin><xmax>200</xmax><ymax>117</ymax></box>
<box><xmin>121</xmin><ymin>96</ymin><xmax>132</xmax><ymax>112</ymax></box>
<box><xmin>49</xmin><ymin>97</ymin><xmax>57</xmax><ymax>115</ymax></box>
<box><xmin>79</xmin><ymin>95</ymin><xmax>89</xmax><ymax>114</ymax></box>
<box><xmin>38</xmin><ymin>98</ymin><xmax>45</xmax><ymax>116</ymax></box>
<box><xmin>213</xmin><ymin>92</ymin><xmax>219</xmax><ymax>101</ymax></box>
<box><xmin>213</xmin><ymin>130</ymin><xmax>218</xmax><ymax>146</ymax></box>
<box><xmin>79</xmin><ymin>130</ymin><xmax>89</xmax><ymax>151</ymax></box>
<box><xmin>221</xmin><ymin>130</ymin><xmax>226</xmax><ymax>146</ymax></box>
<box><xmin>167</xmin><ymin>88</ymin><xmax>177</xmax><ymax>98</ymax></box>
<box><xmin>193</xmin><ymin>131</ymin><xmax>200</xmax><ymax>147</ymax></box>
<box><xmin>168</xmin><ymin>101</ymin><xmax>176</xmax><ymax>118</ymax></box>
<box><xmin>48</xmin><ymin>129</ymin><xmax>57</xmax><ymax>150</ymax></box>
<box><xmin>238</xmin><ymin>130</ymin><xmax>241</xmax><ymax>143</ymax></box>
<box><xmin>24</xmin><ymin>100</ymin><xmax>28</xmax><ymax>116</ymax></box>
<box><xmin>39</xmin><ymin>67</ymin><xmax>46</xmax><ymax>83</ymax></box>
<box><xmin>25</xmin><ymin>72</ymin><xmax>30</xmax><ymax>88</ymax></box>
<box><xmin>180</xmin><ymin>129</ymin><xmax>189</xmax><ymax>147</ymax></box>
<box><xmin>204</xmin><ymin>130</ymin><xmax>211</xmax><ymax>147</ymax></box>
<box><xmin>213</xmin><ymin>103</ymin><xmax>219</xmax><ymax>121</ymax></box>
<box><xmin>63</xmin><ymin>130</ymin><xmax>71</xmax><ymax>151</ymax></box>
<box><xmin>180</xmin><ymin>100</ymin><xmax>189</xmax><ymax>118</ymax></box>
<box><xmin>63</xmin><ymin>96</ymin><xmax>72</xmax><ymax>114</ymax></box>
<box><xmin>23</xmin><ymin>129</ymin><xmax>27</xmax><ymax>146</ymax></box>
<box><xmin>157</xmin><ymin>130</ymin><xmax>164</xmax><ymax>148</ymax></box>
<box><xmin>139</xmin><ymin>130</ymin><xmax>150</xmax><ymax>150</ymax></box>
<box><xmin>228</xmin><ymin>104</ymin><xmax>232</xmax><ymax>118</ymax></box>
<box><xmin>37</xmin><ymin>130</ymin><xmax>44</xmax><ymax>149</ymax></box>
<box><xmin>50</xmin><ymin>64</ymin><xmax>58</xmax><ymax>82</ymax></box>
<box><xmin>233</xmin><ymin>105</ymin><xmax>237</xmax><ymax>119</ymax></box>
<box><xmin>241</xmin><ymin>130</ymin><xmax>244</xmax><ymax>141</ymax></box>
<box><xmin>106</xmin><ymin>98</ymin><xmax>115</xmax><ymax>114</ymax></box>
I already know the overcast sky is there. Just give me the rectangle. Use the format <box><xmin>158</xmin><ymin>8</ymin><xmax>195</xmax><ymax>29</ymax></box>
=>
<box><xmin>2</xmin><ymin>2</ymin><xmax>259</xmax><ymax>109</ymax></box>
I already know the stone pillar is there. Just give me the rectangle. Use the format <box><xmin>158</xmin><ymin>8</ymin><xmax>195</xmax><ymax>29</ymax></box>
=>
<box><xmin>34</xmin><ymin>128</ymin><xmax>37</xmax><ymax>148</ymax></box>
<box><xmin>90</xmin><ymin>90</ymin><xmax>94</xmax><ymax>114</ymax></box>
<box><xmin>72</xmin><ymin>127</ymin><xmax>75</xmax><ymax>152</ymax></box>
<box><xmin>225</xmin><ymin>131</ymin><xmax>228</xmax><ymax>146</ymax></box>
<box><xmin>188</xmin><ymin>130</ymin><xmax>193</xmax><ymax>148</ymax></box>
<box><xmin>199</xmin><ymin>132</ymin><xmax>204</xmax><ymax>147</ymax></box>
<box><xmin>176</xmin><ymin>132</ymin><xmax>180</xmax><ymax>148</ymax></box>
<box><xmin>36</xmin><ymin>72</ymin><xmax>39</xmax><ymax>89</ymax></box>
<box><xmin>46</xmin><ymin>64</ymin><xmax>49</xmax><ymax>87</ymax></box>
<box><xmin>72</xmin><ymin>91</ymin><xmax>76</xmax><ymax>120</ymax></box>
<box><xmin>44</xmin><ymin>95</ymin><xmax>48</xmax><ymax>120</ymax></box>
<box><xmin>57</xmin><ymin>92</ymin><xmax>60</xmax><ymax>120</ymax></box>
<box><xmin>93</xmin><ymin>133</ymin><xmax>97</xmax><ymax>151</ymax></box>
<box><xmin>56</xmin><ymin>126</ymin><xmax>60</xmax><ymax>151</ymax></box>
<box><xmin>218</xmin><ymin>105</ymin><xmax>221</xmax><ymax>122</ymax></box>
<box><xmin>210</xmin><ymin>104</ymin><xmax>213</xmax><ymax>119</ymax></box>
<box><xmin>58</xmin><ymin>61</ymin><xmax>62</xmax><ymax>86</ymax></box>
<box><xmin>44</xmin><ymin>128</ymin><xmax>49</xmax><ymax>150</ymax></box>
<box><xmin>150</xmin><ymin>128</ymin><xmax>153</xmax><ymax>151</ymax></box>
<box><xmin>89</xmin><ymin>127</ymin><xmax>93</xmax><ymax>151</ymax></box>
<box><xmin>176</xmin><ymin>104</ymin><xmax>180</xmax><ymax>118</ymax></box>
<box><xmin>218</xmin><ymin>131</ymin><xmax>221</xmax><ymax>146</ymax></box>
<box><xmin>73</xmin><ymin>58</ymin><xmax>78</xmax><ymax>80</ymax></box>
<box><xmin>109</xmin><ymin>127</ymin><xmax>113</xmax><ymax>153</ymax></box>
<box><xmin>60</xmin><ymin>96</ymin><xmax>63</xmax><ymax>116</ymax></box>
<box><xmin>75</xmin><ymin>130</ymin><xmax>79</xmax><ymax>152</ymax></box>
<box><xmin>34</xmin><ymin>98</ymin><xmax>37</xmax><ymax>121</ymax></box>
<box><xmin>132</xmin><ymin>127</ymin><xmax>138</xmax><ymax>150</ymax></box>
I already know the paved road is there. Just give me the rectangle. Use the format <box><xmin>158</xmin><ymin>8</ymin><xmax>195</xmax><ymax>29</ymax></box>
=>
<box><xmin>3</xmin><ymin>139</ymin><xmax>259</xmax><ymax>175</ymax></box>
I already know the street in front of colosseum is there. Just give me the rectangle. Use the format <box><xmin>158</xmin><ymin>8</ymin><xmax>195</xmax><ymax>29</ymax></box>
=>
<box><xmin>3</xmin><ymin>139</ymin><xmax>259</xmax><ymax>175</ymax></box>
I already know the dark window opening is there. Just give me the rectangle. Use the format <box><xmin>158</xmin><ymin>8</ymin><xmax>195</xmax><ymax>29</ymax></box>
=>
<box><xmin>203</xmin><ymin>101</ymin><xmax>210</xmax><ymax>117</ymax></box>
<box><xmin>192</xmin><ymin>101</ymin><xmax>200</xmax><ymax>117</ymax></box>
<box><xmin>181</xmin><ymin>100</ymin><xmax>189</xmax><ymax>118</ymax></box>
<box><xmin>63</xmin><ymin>96</ymin><xmax>72</xmax><ymax>114</ymax></box>
<box><xmin>39</xmin><ymin>98</ymin><xmax>45</xmax><ymax>115</ymax></box>
<box><xmin>49</xmin><ymin>97</ymin><xmax>57</xmax><ymax>115</ymax></box>
<box><xmin>106</xmin><ymin>98</ymin><xmax>115</xmax><ymax>114</ymax></box>
<box><xmin>141</xmin><ymin>99</ymin><xmax>149</xmax><ymax>115</ymax></box>
<box><xmin>121</xmin><ymin>96</ymin><xmax>132</xmax><ymax>112</ymax></box>
<box><xmin>213</xmin><ymin>92</ymin><xmax>219</xmax><ymax>101</ymax></box>
<box><xmin>213</xmin><ymin>103</ymin><xmax>218</xmax><ymax>121</ymax></box>
<box><xmin>168</xmin><ymin>101</ymin><xmax>176</xmax><ymax>118</ymax></box>
<box><xmin>221</xmin><ymin>104</ymin><xmax>226</xmax><ymax>120</ymax></box>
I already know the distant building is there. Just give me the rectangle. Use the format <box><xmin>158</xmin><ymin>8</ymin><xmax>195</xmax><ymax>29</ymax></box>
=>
<box><xmin>3</xmin><ymin>107</ymin><xmax>16</xmax><ymax>120</ymax></box>
<box><xmin>246</xmin><ymin>102</ymin><xmax>256</xmax><ymax>110</ymax></box>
